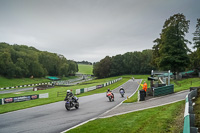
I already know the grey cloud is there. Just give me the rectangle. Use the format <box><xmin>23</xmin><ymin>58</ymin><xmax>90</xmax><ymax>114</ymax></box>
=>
<box><xmin>0</xmin><ymin>0</ymin><xmax>200</xmax><ymax>62</ymax></box>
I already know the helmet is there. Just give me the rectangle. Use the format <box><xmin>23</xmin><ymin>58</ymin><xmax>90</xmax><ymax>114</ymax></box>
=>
<box><xmin>67</xmin><ymin>90</ymin><xmax>70</xmax><ymax>93</ymax></box>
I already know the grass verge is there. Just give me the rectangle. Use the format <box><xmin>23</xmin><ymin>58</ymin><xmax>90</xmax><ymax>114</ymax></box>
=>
<box><xmin>67</xmin><ymin>100</ymin><xmax>185</xmax><ymax>133</ymax></box>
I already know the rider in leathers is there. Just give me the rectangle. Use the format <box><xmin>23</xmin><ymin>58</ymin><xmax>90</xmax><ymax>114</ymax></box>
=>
<box><xmin>64</xmin><ymin>90</ymin><xmax>76</xmax><ymax>106</ymax></box>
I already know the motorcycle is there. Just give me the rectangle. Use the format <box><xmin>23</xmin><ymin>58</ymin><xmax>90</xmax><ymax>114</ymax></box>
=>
<box><xmin>107</xmin><ymin>92</ymin><xmax>114</xmax><ymax>102</ymax></box>
<box><xmin>65</xmin><ymin>96</ymin><xmax>79</xmax><ymax>111</ymax></box>
<box><xmin>120</xmin><ymin>89</ymin><xmax>125</xmax><ymax>97</ymax></box>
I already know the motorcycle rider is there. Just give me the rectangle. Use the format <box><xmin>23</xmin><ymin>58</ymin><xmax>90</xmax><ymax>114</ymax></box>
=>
<box><xmin>119</xmin><ymin>86</ymin><xmax>125</xmax><ymax>93</ymax></box>
<box><xmin>106</xmin><ymin>88</ymin><xmax>114</xmax><ymax>98</ymax></box>
<box><xmin>64</xmin><ymin>90</ymin><xmax>75</xmax><ymax>106</ymax></box>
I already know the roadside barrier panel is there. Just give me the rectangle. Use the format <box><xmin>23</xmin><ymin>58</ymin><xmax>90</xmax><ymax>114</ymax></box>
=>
<box><xmin>153</xmin><ymin>84</ymin><xmax>174</xmax><ymax>96</ymax></box>
<box><xmin>39</xmin><ymin>93</ymin><xmax>49</xmax><ymax>98</ymax></box>
<box><xmin>84</xmin><ymin>88</ymin><xmax>88</xmax><ymax>93</ymax></box>
<box><xmin>80</xmin><ymin>88</ymin><xmax>84</xmax><ymax>93</ymax></box>
<box><xmin>1</xmin><ymin>94</ymin><xmax>40</xmax><ymax>105</ymax></box>
<box><xmin>0</xmin><ymin>99</ymin><xmax>2</xmax><ymax>105</ymax></box>
<box><xmin>76</xmin><ymin>89</ymin><xmax>80</xmax><ymax>95</ymax></box>
<box><xmin>183</xmin><ymin>88</ymin><xmax>198</xmax><ymax>133</ymax></box>
<box><xmin>104</xmin><ymin>83</ymin><xmax>106</xmax><ymax>87</ymax></box>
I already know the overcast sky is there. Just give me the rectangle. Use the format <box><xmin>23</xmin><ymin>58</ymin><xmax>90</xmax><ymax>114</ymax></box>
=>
<box><xmin>0</xmin><ymin>0</ymin><xmax>200</xmax><ymax>63</ymax></box>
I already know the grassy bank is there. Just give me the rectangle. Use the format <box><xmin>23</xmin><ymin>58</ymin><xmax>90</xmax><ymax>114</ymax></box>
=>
<box><xmin>171</xmin><ymin>77</ymin><xmax>200</xmax><ymax>92</ymax></box>
<box><xmin>77</xmin><ymin>64</ymin><xmax>93</xmax><ymax>75</ymax></box>
<box><xmin>67</xmin><ymin>100</ymin><xmax>185</xmax><ymax>133</ymax></box>
<box><xmin>0</xmin><ymin>75</ymin><xmax>133</xmax><ymax>114</ymax></box>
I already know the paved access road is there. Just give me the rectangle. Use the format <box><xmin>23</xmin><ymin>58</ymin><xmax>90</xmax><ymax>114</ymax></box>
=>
<box><xmin>0</xmin><ymin>79</ymin><xmax>141</xmax><ymax>133</ymax></box>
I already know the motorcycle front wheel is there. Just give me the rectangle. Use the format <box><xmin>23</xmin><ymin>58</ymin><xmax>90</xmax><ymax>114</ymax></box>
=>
<box><xmin>65</xmin><ymin>104</ymin><xmax>70</xmax><ymax>111</ymax></box>
<box><xmin>75</xmin><ymin>102</ymin><xmax>79</xmax><ymax>109</ymax></box>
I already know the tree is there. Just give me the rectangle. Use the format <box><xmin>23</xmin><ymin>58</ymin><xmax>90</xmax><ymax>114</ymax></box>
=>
<box><xmin>93</xmin><ymin>56</ymin><xmax>111</xmax><ymax>78</ymax></box>
<box><xmin>110</xmin><ymin>54</ymin><xmax>124</xmax><ymax>76</ymax></box>
<box><xmin>153</xmin><ymin>13</ymin><xmax>190</xmax><ymax>76</ymax></box>
<box><xmin>0</xmin><ymin>42</ymin><xmax>78</xmax><ymax>78</ymax></box>
<box><xmin>191</xmin><ymin>18</ymin><xmax>200</xmax><ymax>71</ymax></box>
<box><xmin>193</xmin><ymin>18</ymin><xmax>200</xmax><ymax>49</ymax></box>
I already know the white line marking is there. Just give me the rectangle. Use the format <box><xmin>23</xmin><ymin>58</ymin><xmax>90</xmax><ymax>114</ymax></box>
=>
<box><xmin>99</xmin><ymin>79</ymin><xmax>141</xmax><ymax>117</ymax></box>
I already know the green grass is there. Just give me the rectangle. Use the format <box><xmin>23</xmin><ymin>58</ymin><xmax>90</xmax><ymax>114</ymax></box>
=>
<box><xmin>77</xmin><ymin>64</ymin><xmax>93</xmax><ymax>75</ymax></box>
<box><xmin>67</xmin><ymin>100</ymin><xmax>185</xmax><ymax>133</ymax></box>
<box><xmin>0</xmin><ymin>75</ymin><xmax>133</xmax><ymax>114</ymax></box>
<box><xmin>171</xmin><ymin>78</ymin><xmax>200</xmax><ymax>92</ymax></box>
<box><xmin>0</xmin><ymin>76</ymin><xmax>51</xmax><ymax>88</ymax></box>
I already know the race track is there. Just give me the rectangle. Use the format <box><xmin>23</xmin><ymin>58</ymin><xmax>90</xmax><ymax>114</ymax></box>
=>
<box><xmin>0</xmin><ymin>79</ymin><xmax>141</xmax><ymax>133</ymax></box>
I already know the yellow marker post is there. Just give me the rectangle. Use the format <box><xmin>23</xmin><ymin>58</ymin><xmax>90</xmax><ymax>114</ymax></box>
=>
<box><xmin>136</xmin><ymin>81</ymin><xmax>143</xmax><ymax>87</ymax></box>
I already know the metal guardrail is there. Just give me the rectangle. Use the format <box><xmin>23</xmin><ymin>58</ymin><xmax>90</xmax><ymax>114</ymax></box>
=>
<box><xmin>183</xmin><ymin>88</ymin><xmax>198</xmax><ymax>133</ymax></box>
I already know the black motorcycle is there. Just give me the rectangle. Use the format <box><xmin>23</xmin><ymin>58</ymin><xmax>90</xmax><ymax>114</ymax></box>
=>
<box><xmin>65</xmin><ymin>96</ymin><xmax>79</xmax><ymax>111</ymax></box>
<box><xmin>120</xmin><ymin>89</ymin><xmax>125</xmax><ymax>97</ymax></box>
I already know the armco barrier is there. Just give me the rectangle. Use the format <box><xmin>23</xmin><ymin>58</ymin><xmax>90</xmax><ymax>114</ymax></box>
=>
<box><xmin>183</xmin><ymin>88</ymin><xmax>198</xmax><ymax>133</ymax></box>
<box><xmin>153</xmin><ymin>84</ymin><xmax>174</xmax><ymax>96</ymax></box>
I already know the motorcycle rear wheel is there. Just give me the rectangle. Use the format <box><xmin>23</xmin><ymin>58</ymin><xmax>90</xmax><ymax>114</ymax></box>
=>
<box><xmin>109</xmin><ymin>97</ymin><xmax>112</xmax><ymax>102</ymax></box>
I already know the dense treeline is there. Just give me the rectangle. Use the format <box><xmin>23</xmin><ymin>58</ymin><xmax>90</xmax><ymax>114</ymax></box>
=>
<box><xmin>93</xmin><ymin>13</ymin><xmax>200</xmax><ymax>78</ymax></box>
<box><xmin>93</xmin><ymin>50</ymin><xmax>156</xmax><ymax>78</ymax></box>
<box><xmin>0</xmin><ymin>42</ymin><xmax>78</xmax><ymax>78</ymax></box>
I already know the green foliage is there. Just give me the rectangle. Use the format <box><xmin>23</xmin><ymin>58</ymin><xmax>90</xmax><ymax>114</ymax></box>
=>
<box><xmin>0</xmin><ymin>42</ymin><xmax>78</xmax><ymax>78</ymax></box>
<box><xmin>193</xmin><ymin>18</ymin><xmax>200</xmax><ymax>49</ymax></box>
<box><xmin>152</xmin><ymin>13</ymin><xmax>190</xmax><ymax>74</ymax></box>
<box><xmin>93</xmin><ymin>56</ymin><xmax>112</xmax><ymax>78</ymax></box>
<box><xmin>191</xmin><ymin>18</ymin><xmax>200</xmax><ymax>71</ymax></box>
<box><xmin>78</xmin><ymin>64</ymin><xmax>93</xmax><ymax>75</ymax></box>
<box><xmin>93</xmin><ymin>50</ymin><xmax>155</xmax><ymax>78</ymax></box>
<box><xmin>67</xmin><ymin>101</ymin><xmax>185</xmax><ymax>133</ymax></box>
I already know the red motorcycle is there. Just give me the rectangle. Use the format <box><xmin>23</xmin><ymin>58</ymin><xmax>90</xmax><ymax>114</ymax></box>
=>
<box><xmin>107</xmin><ymin>92</ymin><xmax>114</xmax><ymax>102</ymax></box>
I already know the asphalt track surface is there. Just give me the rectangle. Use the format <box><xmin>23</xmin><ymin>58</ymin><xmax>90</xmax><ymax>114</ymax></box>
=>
<box><xmin>0</xmin><ymin>79</ymin><xmax>141</xmax><ymax>133</ymax></box>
